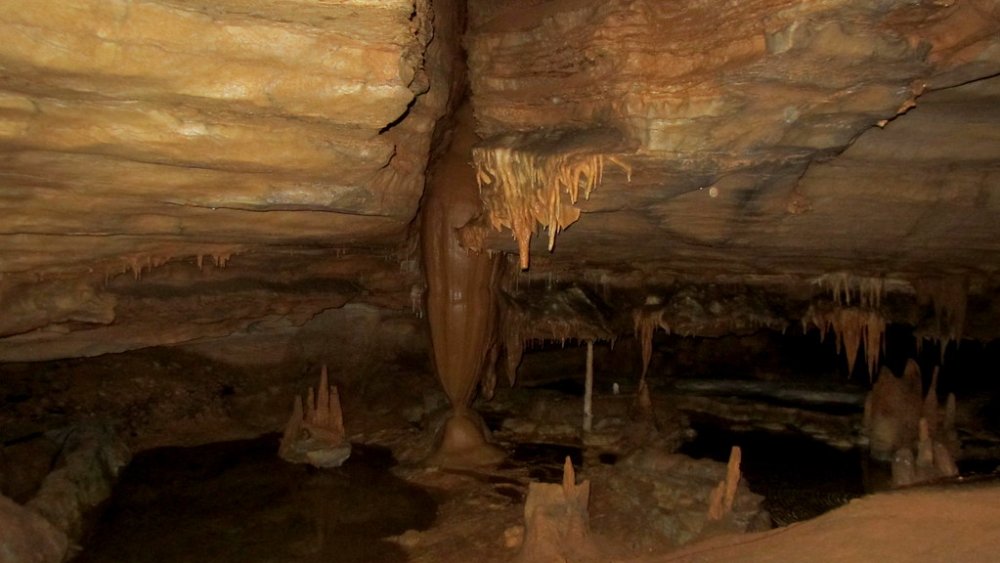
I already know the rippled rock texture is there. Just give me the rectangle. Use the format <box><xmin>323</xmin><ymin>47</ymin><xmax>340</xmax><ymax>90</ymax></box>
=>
<box><xmin>0</xmin><ymin>0</ymin><xmax>462</xmax><ymax>360</ymax></box>
<box><xmin>466</xmin><ymin>0</ymin><xmax>1000</xmax><ymax>311</ymax></box>
<box><xmin>1</xmin><ymin>0</ymin><xmax>999</xmax><ymax>359</ymax></box>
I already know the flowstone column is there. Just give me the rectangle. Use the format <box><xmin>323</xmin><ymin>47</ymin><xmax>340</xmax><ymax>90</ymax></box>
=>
<box><xmin>421</xmin><ymin>105</ymin><xmax>506</xmax><ymax>468</ymax></box>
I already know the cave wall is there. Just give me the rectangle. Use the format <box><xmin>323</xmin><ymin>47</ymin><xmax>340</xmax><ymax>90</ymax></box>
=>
<box><xmin>0</xmin><ymin>0</ymin><xmax>462</xmax><ymax>361</ymax></box>
<box><xmin>0</xmin><ymin>0</ymin><xmax>998</xmax><ymax>363</ymax></box>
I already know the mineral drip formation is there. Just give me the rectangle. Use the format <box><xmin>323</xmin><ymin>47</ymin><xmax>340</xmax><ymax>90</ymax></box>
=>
<box><xmin>803</xmin><ymin>306</ymin><xmax>885</xmax><ymax>377</ymax></box>
<box><xmin>472</xmin><ymin>131</ymin><xmax>630</xmax><ymax>269</ymax></box>
<box><xmin>864</xmin><ymin>359</ymin><xmax>959</xmax><ymax>484</ymax></box>
<box><xmin>516</xmin><ymin>457</ymin><xmax>597</xmax><ymax>563</ymax></box>
<box><xmin>813</xmin><ymin>272</ymin><xmax>885</xmax><ymax>308</ymax></box>
<box><xmin>421</xmin><ymin>104</ymin><xmax>506</xmax><ymax>467</ymax></box>
<box><xmin>707</xmin><ymin>446</ymin><xmax>743</xmax><ymax>521</ymax></box>
<box><xmin>633</xmin><ymin>303</ymin><xmax>670</xmax><ymax>382</ymax></box>
<box><xmin>279</xmin><ymin>365</ymin><xmax>351</xmax><ymax>468</ymax></box>
<box><xmin>914</xmin><ymin>277</ymin><xmax>968</xmax><ymax>360</ymax></box>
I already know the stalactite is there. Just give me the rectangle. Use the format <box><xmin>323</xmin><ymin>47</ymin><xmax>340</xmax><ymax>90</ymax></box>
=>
<box><xmin>802</xmin><ymin>306</ymin><xmax>885</xmax><ymax>378</ymax></box>
<box><xmin>914</xmin><ymin>277</ymin><xmax>968</xmax><ymax>355</ymax></box>
<box><xmin>813</xmin><ymin>272</ymin><xmax>884</xmax><ymax>308</ymax></box>
<box><xmin>472</xmin><ymin>139</ymin><xmax>630</xmax><ymax>270</ymax></box>
<box><xmin>633</xmin><ymin>305</ymin><xmax>670</xmax><ymax>381</ymax></box>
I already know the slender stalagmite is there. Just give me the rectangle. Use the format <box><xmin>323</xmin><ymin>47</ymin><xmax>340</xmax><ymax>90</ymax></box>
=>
<box><xmin>421</xmin><ymin>104</ymin><xmax>506</xmax><ymax>467</ymax></box>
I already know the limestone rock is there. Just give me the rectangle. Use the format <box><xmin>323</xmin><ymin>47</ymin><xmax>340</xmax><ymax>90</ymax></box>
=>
<box><xmin>465</xmin><ymin>0</ymin><xmax>1000</xmax><ymax>317</ymax></box>
<box><xmin>0</xmin><ymin>0</ymin><xmax>453</xmax><ymax>361</ymax></box>
<box><xmin>26</xmin><ymin>423</ymin><xmax>130</xmax><ymax>541</ymax></box>
<box><xmin>0</xmin><ymin>495</ymin><xmax>68</xmax><ymax>563</ymax></box>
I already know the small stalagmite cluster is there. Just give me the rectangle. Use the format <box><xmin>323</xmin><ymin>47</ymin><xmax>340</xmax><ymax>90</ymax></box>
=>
<box><xmin>864</xmin><ymin>360</ymin><xmax>959</xmax><ymax>486</ymax></box>
<box><xmin>278</xmin><ymin>365</ymin><xmax>351</xmax><ymax>468</ymax></box>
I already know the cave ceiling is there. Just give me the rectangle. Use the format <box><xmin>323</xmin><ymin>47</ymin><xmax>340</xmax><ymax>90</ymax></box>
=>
<box><xmin>1</xmin><ymin>0</ymin><xmax>999</xmax><ymax>361</ymax></box>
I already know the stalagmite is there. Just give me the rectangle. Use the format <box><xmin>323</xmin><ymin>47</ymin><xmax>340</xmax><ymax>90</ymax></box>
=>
<box><xmin>874</xmin><ymin>361</ymin><xmax>960</xmax><ymax>486</ymax></box>
<box><xmin>516</xmin><ymin>457</ymin><xmax>597</xmax><ymax>563</ymax></box>
<box><xmin>916</xmin><ymin>418</ymin><xmax>934</xmax><ymax>468</ymax></box>
<box><xmin>421</xmin><ymin>104</ymin><xmax>506</xmax><ymax>468</ymax></box>
<box><xmin>708</xmin><ymin>446</ymin><xmax>742</xmax><ymax>521</ymax></box>
<box><xmin>867</xmin><ymin>362</ymin><xmax>922</xmax><ymax>460</ymax></box>
<box><xmin>932</xmin><ymin>442</ymin><xmax>959</xmax><ymax>478</ymax></box>
<box><xmin>922</xmin><ymin>366</ymin><xmax>940</xmax><ymax>436</ymax></box>
<box><xmin>278</xmin><ymin>365</ymin><xmax>351</xmax><ymax>468</ymax></box>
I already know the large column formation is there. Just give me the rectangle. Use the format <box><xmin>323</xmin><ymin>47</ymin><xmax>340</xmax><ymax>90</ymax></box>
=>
<box><xmin>421</xmin><ymin>104</ymin><xmax>506</xmax><ymax>467</ymax></box>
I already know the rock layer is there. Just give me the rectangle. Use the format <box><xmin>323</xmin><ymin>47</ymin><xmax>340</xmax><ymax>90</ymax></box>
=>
<box><xmin>466</xmin><ymin>0</ymin><xmax>1000</xmax><ymax>294</ymax></box>
<box><xmin>0</xmin><ymin>0</ymin><xmax>460</xmax><ymax>360</ymax></box>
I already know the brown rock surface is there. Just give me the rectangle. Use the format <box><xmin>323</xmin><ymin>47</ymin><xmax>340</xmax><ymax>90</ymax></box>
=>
<box><xmin>0</xmin><ymin>0</ymin><xmax>454</xmax><ymax>359</ymax></box>
<box><xmin>652</xmin><ymin>485</ymin><xmax>1000</xmax><ymax>563</ymax></box>
<box><xmin>466</xmin><ymin>0</ymin><xmax>1000</xmax><ymax>306</ymax></box>
<box><xmin>1</xmin><ymin>0</ymin><xmax>999</xmax><ymax>359</ymax></box>
<box><xmin>0</xmin><ymin>494</ymin><xmax>68</xmax><ymax>563</ymax></box>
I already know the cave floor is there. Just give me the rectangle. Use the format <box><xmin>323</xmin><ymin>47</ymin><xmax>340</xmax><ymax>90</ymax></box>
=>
<box><xmin>5</xmin><ymin>349</ymin><xmax>1000</xmax><ymax>561</ymax></box>
<box><xmin>653</xmin><ymin>483</ymin><xmax>1000</xmax><ymax>563</ymax></box>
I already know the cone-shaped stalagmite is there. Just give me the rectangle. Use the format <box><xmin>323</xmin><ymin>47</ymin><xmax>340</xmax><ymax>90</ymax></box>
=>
<box><xmin>279</xmin><ymin>365</ymin><xmax>350</xmax><ymax>467</ymax></box>
<box><xmin>708</xmin><ymin>446</ymin><xmax>742</xmax><ymax>521</ymax></box>
<box><xmin>421</xmin><ymin>104</ymin><xmax>505</xmax><ymax>467</ymax></box>
<box><xmin>517</xmin><ymin>457</ymin><xmax>597</xmax><ymax>562</ymax></box>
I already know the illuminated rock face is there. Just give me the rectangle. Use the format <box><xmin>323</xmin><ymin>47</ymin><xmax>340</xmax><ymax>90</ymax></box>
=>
<box><xmin>0</xmin><ymin>0</ymin><xmax>433</xmax><ymax>273</ymax></box>
<box><xmin>1</xmin><ymin>0</ymin><xmax>999</xmax><ymax>361</ymax></box>
<box><xmin>0</xmin><ymin>0</ymin><xmax>458</xmax><ymax>360</ymax></box>
<box><xmin>465</xmin><ymin>0</ymin><xmax>1000</xmax><ymax>308</ymax></box>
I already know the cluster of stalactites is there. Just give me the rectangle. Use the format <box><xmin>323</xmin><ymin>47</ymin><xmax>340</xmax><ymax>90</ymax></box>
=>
<box><xmin>472</xmin><ymin>145</ymin><xmax>629</xmax><ymax>269</ymax></box>
<box><xmin>914</xmin><ymin>277</ymin><xmax>968</xmax><ymax>361</ymax></box>
<box><xmin>802</xmin><ymin>306</ymin><xmax>885</xmax><ymax>379</ymax></box>
<box><xmin>106</xmin><ymin>249</ymin><xmax>239</xmax><ymax>282</ymax></box>
<box><xmin>813</xmin><ymin>272</ymin><xmax>885</xmax><ymax>309</ymax></box>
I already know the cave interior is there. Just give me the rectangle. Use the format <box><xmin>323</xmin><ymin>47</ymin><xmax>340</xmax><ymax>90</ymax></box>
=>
<box><xmin>2</xmin><ymin>0</ymin><xmax>1000</xmax><ymax>561</ymax></box>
